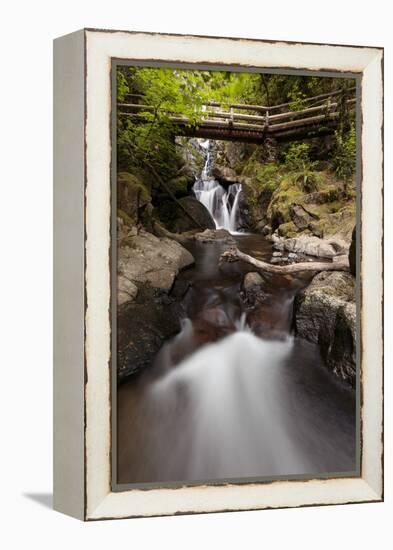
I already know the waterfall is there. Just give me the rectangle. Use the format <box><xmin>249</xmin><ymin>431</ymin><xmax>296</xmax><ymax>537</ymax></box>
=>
<box><xmin>193</xmin><ymin>140</ymin><xmax>242</xmax><ymax>233</ymax></box>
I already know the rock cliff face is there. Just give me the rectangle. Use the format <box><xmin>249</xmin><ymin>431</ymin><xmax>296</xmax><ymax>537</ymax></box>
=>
<box><xmin>294</xmin><ymin>271</ymin><xmax>356</xmax><ymax>386</ymax></box>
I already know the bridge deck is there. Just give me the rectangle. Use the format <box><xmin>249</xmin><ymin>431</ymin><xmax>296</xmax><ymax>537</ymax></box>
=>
<box><xmin>118</xmin><ymin>88</ymin><xmax>356</xmax><ymax>144</ymax></box>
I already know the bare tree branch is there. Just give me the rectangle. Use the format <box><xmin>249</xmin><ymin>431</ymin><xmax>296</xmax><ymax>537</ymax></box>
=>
<box><xmin>220</xmin><ymin>246</ymin><xmax>350</xmax><ymax>274</ymax></box>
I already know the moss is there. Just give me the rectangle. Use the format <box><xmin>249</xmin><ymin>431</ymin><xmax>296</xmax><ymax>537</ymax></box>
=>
<box><xmin>267</xmin><ymin>176</ymin><xmax>304</xmax><ymax>226</ymax></box>
<box><xmin>307</xmin><ymin>203</ymin><xmax>355</xmax><ymax>241</ymax></box>
<box><xmin>118</xmin><ymin>171</ymin><xmax>151</xmax><ymax>205</ymax></box>
<box><xmin>117</xmin><ymin>208</ymin><xmax>135</xmax><ymax>227</ymax></box>
<box><xmin>167</xmin><ymin>175</ymin><xmax>189</xmax><ymax>197</ymax></box>
<box><xmin>242</xmin><ymin>160</ymin><xmax>282</xmax><ymax>190</ymax></box>
<box><xmin>277</xmin><ymin>221</ymin><xmax>298</xmax><ymax>238</ymax></box>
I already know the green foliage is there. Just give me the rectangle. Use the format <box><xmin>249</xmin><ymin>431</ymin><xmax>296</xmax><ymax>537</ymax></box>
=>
<box><xmin>284</xmin><ymin>143</ymin><xmax>314</xmax><ymax>171</ymax></box>
<box><xmin>283</xmin><ymin>143</ymin><xmax>320</xmax><ymax>192</ymax></box>
<box><xmin>117</xmin><ymin>66</ymin><xmax>231</xmax><ymax>178</ymax></box>
<box><xmin>332</xmin><ymin>124</ymin><xmax>356</xmax><ymax>179</ymax></box>
<box><xmin>116</xmin><ymin>65</ymin><xmax>356</xmax><ymax>209</ymax></box>
<box><xmin>117</xmin><ymin>71</ymin><xmax>129</xmax><ymax>102</ymax></box>
<box><xmin>118</xmin><ymin>172</ymin><xmax>151</xmax><ymax>203</ymax></box>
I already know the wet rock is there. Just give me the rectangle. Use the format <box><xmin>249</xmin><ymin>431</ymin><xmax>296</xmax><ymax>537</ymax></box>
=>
<box><xmin>164</xmin><ymin>196</ymin><xmax>216</xmax><ymax>233</ymax></box>
<box><xmin>271</xmin><ymin>255</ymin><xmax>290</xmax><ymax>264</ymax></box>
<box><xmin>170</xmin><ymin>279</ymin><xmax>191</xmax><ymax>300</ymax></box>
<box><xmin>272</xmin><ymin>251</ymin><xmax>283</xmax><ymax>257</ymax></box>
<box><xmin>243</xmin><ymin>272</ymin><xmax>264</xmax><ymax>289</ymax></box>
<box><xmin>261</xmin><ymin>224</ymin><xmax>272</xmax><ymax>236</ymax></box>
<box><xmin>194</xmin><ymin>228</ymin><xmax>235</xmax><ymax>244</ymax></box>
<box><xmin>118</xmin><ymin>296</ymin><xmax>182</xmax><ymax>381</ymax></box>
<box><xmin>212</xmin><ymin>165</ymin><xmax>239</xmax><ymax>185</ymax></box>
<box><xmin>118</xmin><ymin>228</ymin><xmax>194</xmax><ymax>305</ymax></box>
<box><xmin>288</xmin><ymin>252</ymin><xmax>298</xmax><ymax>259</ymax></box>
<box><xmin>294</xmin><ymin>271</ymin><xmax>356</xmax><ymax>386</ymax></box>
<box><xmin>241</xmin><ymin>272</ymin><xmax>269</xmax><ymax>308</ymax></box>
<box><xmin>237</xmin><ymin>188</ymin><xmax>255</xmax><ymax>230</ymax></box>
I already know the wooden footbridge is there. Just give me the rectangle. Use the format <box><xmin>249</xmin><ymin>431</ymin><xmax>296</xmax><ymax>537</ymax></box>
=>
<box><xmin>118</xmin><ymin>87</ymin><xmax>356</xmax><ymax>144</ymax></box>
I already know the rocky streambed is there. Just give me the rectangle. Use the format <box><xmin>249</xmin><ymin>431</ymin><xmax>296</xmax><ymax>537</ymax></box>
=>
<box><xmin>116</xmin><ymin>227</ymin><xmax>357</xmax><ymax>484</ymax></box>
<box><xmin>117</xmin><ymin>215</ymin><xmax>357</xmax><ymax>388</ymax></box>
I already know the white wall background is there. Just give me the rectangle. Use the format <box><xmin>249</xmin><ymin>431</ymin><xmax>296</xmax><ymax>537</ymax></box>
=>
<box><xmin>0</xmin><ymin>1</ymin><xmax>391</xmax><ymax>548</ymax></box>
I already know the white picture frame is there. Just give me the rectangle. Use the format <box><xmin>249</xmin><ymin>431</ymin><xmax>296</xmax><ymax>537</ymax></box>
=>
<box><xmin>53</xmin><ymin>28</ymin><xmax>383</xmax><ymax>521</ymax></box>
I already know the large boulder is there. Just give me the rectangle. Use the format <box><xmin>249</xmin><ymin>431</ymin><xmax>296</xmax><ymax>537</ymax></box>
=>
<box><xmin>290</xmin><ymin>204</ymin><xmax>316</xmax><ymax>231</ymax></box>
<box><xmin>117</xmin><ymin>172</ymin><xmax>152</xmax><ymax>227</ymax></box>
<box><xmin>272</xmin><ymin>234</ymin><xmax>348</xmax><ymax>258</ymax></box>
<box><xmin>117</xmin><ymin>227</ymin><xmax>194</xmax><ymax>306</ymax></box>
<box><xmin>241</xmin><ymin>272</ymin><xmax>269</xmax><ymax>308</ymax></box>
<box><xmin>212</xmin><ymin>165</ymin><xmax>239</xmax><ymax>185</ymax></box>
<box><xmin>294</xmin><ymin>271</ymin><xmax>356</xmax><ymax>386</ymax></box>
<box><xmin>118</xmin><ymin>290</ymin><xmax>182</xmax><ymax>380</ymax></box>
<box><xmin>237</xmin><ymin>177</ymin><xmax>274</xmax><ymax>231</ymax></box>
<box><xmin>160</xmin><ymin>196</ymin><xmax>215</xmax><ymax>233</ymax></box>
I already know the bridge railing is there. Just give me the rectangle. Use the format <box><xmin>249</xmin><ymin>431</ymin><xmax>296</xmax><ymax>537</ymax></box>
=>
<box><xmin>118</xmin><ymin>87</ymin><xmax>356</xmax><ymax>138</ymax></box>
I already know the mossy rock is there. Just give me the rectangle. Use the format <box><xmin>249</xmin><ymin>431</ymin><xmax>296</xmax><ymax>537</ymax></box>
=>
<box><xmin>167</xmin><ymin>175</ymin><xmax>189</xmax><ymax>197</ymax></box>
<box><xmin>267</xmin><ymin>177</ymin><xmax>304</xmax><ymax>230</ymax></box>
<box><xmin>308</xmin><ymin>204</ymin><xmax>355</xmax><ymax>242</ymax></box>
<box><xmin>118</xmin><ymin>172</ymin><xmax>153</xmax><ymax>228</ymax></box>
<box><xmin>117</xmin><ymin>208</ymin><xmax>135</xmax><ymax>227</ymax></box>
<box><xmin>277</xmin><ymin>221</ymin><xmax>298</xmax><ymax>238</ymax></box>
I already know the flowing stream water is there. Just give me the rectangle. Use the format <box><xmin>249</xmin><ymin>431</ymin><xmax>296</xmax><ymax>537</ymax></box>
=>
<box><xmin>117</xmin><ymin>232</ymin><xmax>356</xmax><ymax>484</ymax></box>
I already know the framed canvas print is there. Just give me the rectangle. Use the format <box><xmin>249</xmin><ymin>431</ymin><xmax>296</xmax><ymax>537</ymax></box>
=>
<box><xmin>53</xmin><ymin>29</ymin><xmax>383</xmax><ymax>520</ymax></box>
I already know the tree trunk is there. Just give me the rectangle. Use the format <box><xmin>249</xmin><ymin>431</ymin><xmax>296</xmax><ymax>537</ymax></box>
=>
<box><xmin>220</xmin><ymin>247</ymin><xmax>350</xmax><ymax>274</ymax></box>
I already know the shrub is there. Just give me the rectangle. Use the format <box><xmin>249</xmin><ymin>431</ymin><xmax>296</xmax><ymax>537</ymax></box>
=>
<box><xmin>284</xmin><ymin>143</ymin><xmax>320</xmax><ymax>193</ymax></box>
<box><xmin>332</xmin><ymin>125</ymin><xmax>356</xmax><ymax>179</ymax></box>
<box><xmin>284</xmin><ymin>143</ymin><xmax>314</xmax><ymax>172</ymax></box>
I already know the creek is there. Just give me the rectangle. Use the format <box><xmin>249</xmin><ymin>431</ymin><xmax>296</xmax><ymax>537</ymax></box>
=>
<box><xmin>117</xmin><ymin>230</ymin><xmax>356</xmax><ymax>484</ymax></box>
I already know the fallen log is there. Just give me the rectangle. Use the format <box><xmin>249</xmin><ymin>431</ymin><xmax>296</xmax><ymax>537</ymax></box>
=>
<box><xmin>152</xmin><ymin>221</ymin><xmax>196</xmax><ymax>245</ymax></box>
<box><xmin>219</xmin><ymin>247</ymin><xmax>350</xmax><ymax>274</ymax></box>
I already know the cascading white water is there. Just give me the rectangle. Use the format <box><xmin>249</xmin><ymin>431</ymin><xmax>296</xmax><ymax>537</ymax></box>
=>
<box><xmin>149</xmin><ymin>328</ymin><xmax>314</xmax><ymax>479</ymax></box>
<box><xmin>193</xmin><ymin>140</ymin><xmax>242</xmax><ymax>233</ymax></box>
